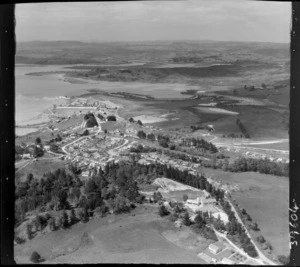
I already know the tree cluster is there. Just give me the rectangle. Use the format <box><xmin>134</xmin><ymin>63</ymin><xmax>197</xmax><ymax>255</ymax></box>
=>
<box><xmin>202</xmin><ymin>156</ymin><xmax>288</xmax><ymax>177</ymax></box>
<box><xmin>157</xmin><ymin>134</ymin><xmax>170</xmax><ymax>148</ymax></box>
<box><xmin>236</xmin><ymin>118</ymin><xmax>250</xmax><ymax>139</ymax></box>
<box><xmin>84</xmin><ymin>113</ymin><xmax>99</xmax><ymax>127</ymax></box>
<box><xmin>220</xmin><ymin>199</ymin><xmax>258</xmax><ymax>257</ymax></box>
<box><xmin>107</xmin><ymin>115</ymin><xmax>117</xmax><ymax>121</ymax></box>
<box><xmin>229</xmin><ymin>156</ymin><xmax>288</xmax><ymax>177</ymax></box>
<box><xmin>191</xmin><ymin>211</ymin><xmax>218</xmax><ymax>241</ymax></box>
<box><xmin>222</xmin><ymin>133</ymin><xmax>246</xmax><ymax>139</ymax></box>
<box><xmin>180</xmin><ymin>138</ymin><xmax>218</xmax><ymax>153</ymax></box>
<box><xmin>137</xmin><ymin>130</ymin><xmax>147</xmax><ymax>139</ymax></box>
<box><xmin>129</xmin><ymin>144</ymin><xmax>157</xmax><ymax>154</ymax></box>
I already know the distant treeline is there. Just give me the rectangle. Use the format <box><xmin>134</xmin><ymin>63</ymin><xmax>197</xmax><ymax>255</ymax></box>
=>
<box><xmin>229</xmin><ymin>157</ymin><xmax>288</xmax><ymax>177</ymax></box>
<box><xmin>180</xmin><ymin>138</ymin><xmax>218</xmax><ymax>153</ymax></box>
<box><xmin>130</xmin><ymin>144</ymin><xmax>203</xmax><ymax>163</ymax></box>
<box><xmin>202</xmin><ymin>156</ymin><xmax>288</xmax><ymax>177</ymax></box>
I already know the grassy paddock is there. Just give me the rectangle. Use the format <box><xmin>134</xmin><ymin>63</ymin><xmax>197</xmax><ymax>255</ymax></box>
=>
<box><xmin>14</xmin><ymin>205</ymin><xmax>207</xmax><ymax>264</ymax></box>
<box><xmin>202</xmin><ymin>167</ymin><xmax>289</xmax><ymax>257</ymax></box>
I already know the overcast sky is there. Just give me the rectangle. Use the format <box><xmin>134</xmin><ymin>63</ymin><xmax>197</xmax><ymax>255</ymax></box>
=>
<box><xmin>16</xmin><ymin>1</ymin><xmax>291</xmax><ymax>43</ymax></box>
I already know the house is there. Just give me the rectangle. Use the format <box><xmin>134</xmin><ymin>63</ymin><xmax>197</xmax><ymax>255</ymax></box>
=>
<box><xmin>243</xmin><ymin>258</ymin><xmax>260</xmax><ymax>265</ymax></box>
<box><xmin>208</xmin><ymin>242</ymin><xmax>226</xmax><ymax>254</ymax></box>
<box><xmin>198</xmin><ymin>252</ymin><xmax>213</xmax><ymax>263</ymax></box>
<box><xmin>189</xmin><ymin>214</ymin><xmax>198</xmax><ymax>222</ymax></box>
<box><xmin>202</xmin><ymin>198</ymin><xmax>217</xmax><ymax>206</ymax></box>
<box><xmin>22</xmin><ymin>153</ymin><xmax>31</xmax><ymax>159</ymax></box>
<box><xmin>174</xmin><ymin>219</ymin><xmax>184</xmax><ymax>228</ymax></box>
<box><xmin>163</xmin><ymin>201</ymin><xmax>172</xmax><ymax>209</ymax></box>
<box><xmin>81</xmin><ymin>171</ymin><xmax>90</xmax><ymax>177</ymax></box>
<box><xmin>186</xmin><ymin>197</ymin><xmax>202</xmax><ymax>206</ymax></box>
<box><xmin>199</xmin><ymin>246</ymin><xmax>233</xmax><ymax>264</ymax></box>
<box><xmin>212</xmin><ymin>211</ymin><xmax>229</xmax><ymax>223</ymax></box>
<box><xmin>220</xmin><ymin>257</ymin><xmax>234</xmax><ymax>265</ymax></box>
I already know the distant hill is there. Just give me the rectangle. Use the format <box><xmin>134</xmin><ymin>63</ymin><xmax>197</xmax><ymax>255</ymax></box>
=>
<box><xmin>16</xmin><ymin>40</ymin><xmax>289</xmax><ymax>65</ymax></box>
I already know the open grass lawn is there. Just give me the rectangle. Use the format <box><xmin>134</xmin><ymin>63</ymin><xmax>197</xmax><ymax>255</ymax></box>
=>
<box><xmin>202</xmin><ymin>167</ymin><xmax>289</xmax><ymax>257</ymax></box>
<box><xmin>14</xmin><ymin>205</ymin><xmax>206</xmax><ymax>264</ymax></box>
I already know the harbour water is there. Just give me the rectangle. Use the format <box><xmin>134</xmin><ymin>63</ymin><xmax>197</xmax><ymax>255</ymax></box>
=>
<box><xmin>15</xmin><ymin>64</ymin><xmax>198</xmax><ymax>134</ymax></box>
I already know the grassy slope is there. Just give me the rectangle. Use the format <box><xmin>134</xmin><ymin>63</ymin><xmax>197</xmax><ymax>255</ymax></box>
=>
<box><xmin>202</xmin><ymin>167</ymin><xmax>289</xmax><ymax>257</ymax></box>
<box><xmin>14</xmin><ymin>205</ymin><xmax>207</xmax><ymax>264</ymax></box>
<box><xmin>16</xmin><ymin>157</ymin><xmax>70</xmax><ymax>182</ymax></box>
<box><xmin>237</xmin><ymin>106</ymin><xmax>288</xmax><ymax>139</ymax></box>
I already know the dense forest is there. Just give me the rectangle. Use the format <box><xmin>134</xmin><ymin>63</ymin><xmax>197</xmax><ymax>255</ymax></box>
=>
<box><xmin>15</xmin><ymin>162</ymin><xmax>145</xmax><ymax>229</ymax></box>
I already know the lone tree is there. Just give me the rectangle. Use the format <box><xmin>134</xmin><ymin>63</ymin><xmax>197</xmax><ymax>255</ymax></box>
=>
<box><xmin>182</xmin><ymin>211</ymin><xmax>191</xmax><ymax>226</ymax></box>
<box><xmin>50</xmin><ymin>143</ymin><xmax>60</xmax><ymax>153</ymax></box>
<box><xmin>33</xmin><ymin>146</ymin><xmax>44</xmax><ymax>158</ymax></box>
<box><xmin>56</xmin><ymin>134</ymin><xmax>62</xmax><ymax>142</ymax></box>
<box><xmin>251</xmin><ymin>222</ymin><xmax>260</xmax><ymax>231</ymax></box>
<box><xmin>261</xmin><ymin>83</ymin><xmax>267</xmax><ymax>89</ymax></box>
<box><xmin>30</xmin><ymin>251</ymin><xmax>42</xmax><ymax>263</ymax></box>
<box><xmin>35</xmin><ymin>137</ymin><xmax>41</xmax><ymax>145</ymax></box>
<box><xmin>182</xmin><ymin>194</ymin><xmax>188</xmax><ymax>202</ymax></box>
<box><xmin>158</xmin><ymin>205</ymin><xmax>170</xmax><ymax>217</ymax></box>
<box><xmin>137</xmin><ymin>120</ymin><xmax>143</xmax><ymax>126</ymax></box>
<box><xmin>256</xmin><ymin>235</ymin><xmax>266</xmax><ymax>243</ymax></box>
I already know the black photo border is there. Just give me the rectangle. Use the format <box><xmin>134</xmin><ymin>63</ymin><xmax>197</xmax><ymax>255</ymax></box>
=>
<box><xmin>1</xmin><ymin>1</ymin><xmax>300</xmax><ymax>265</ymax></box>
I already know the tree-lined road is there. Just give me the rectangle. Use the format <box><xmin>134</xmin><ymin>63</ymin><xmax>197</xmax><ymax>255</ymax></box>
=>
<box><xmin>225</xmin><ymin>196</ymin><xmax>278</xmax><ymax>265</ymax></box>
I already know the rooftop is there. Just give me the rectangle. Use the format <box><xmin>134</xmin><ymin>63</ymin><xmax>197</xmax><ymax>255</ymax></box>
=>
<box><xmin>243</xmin><ymin>258</ymin><xmax>260</xmax><ymax>265</ymax></box>
<box><xmin>209</xmin><ymin>241</ymin><xmax>227</xmax><ymax>253</ymax></box>
<box><xmin>203</xmin><ymin>246</ymin><xmax>233</xmax><ymax>262</ymax></box>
